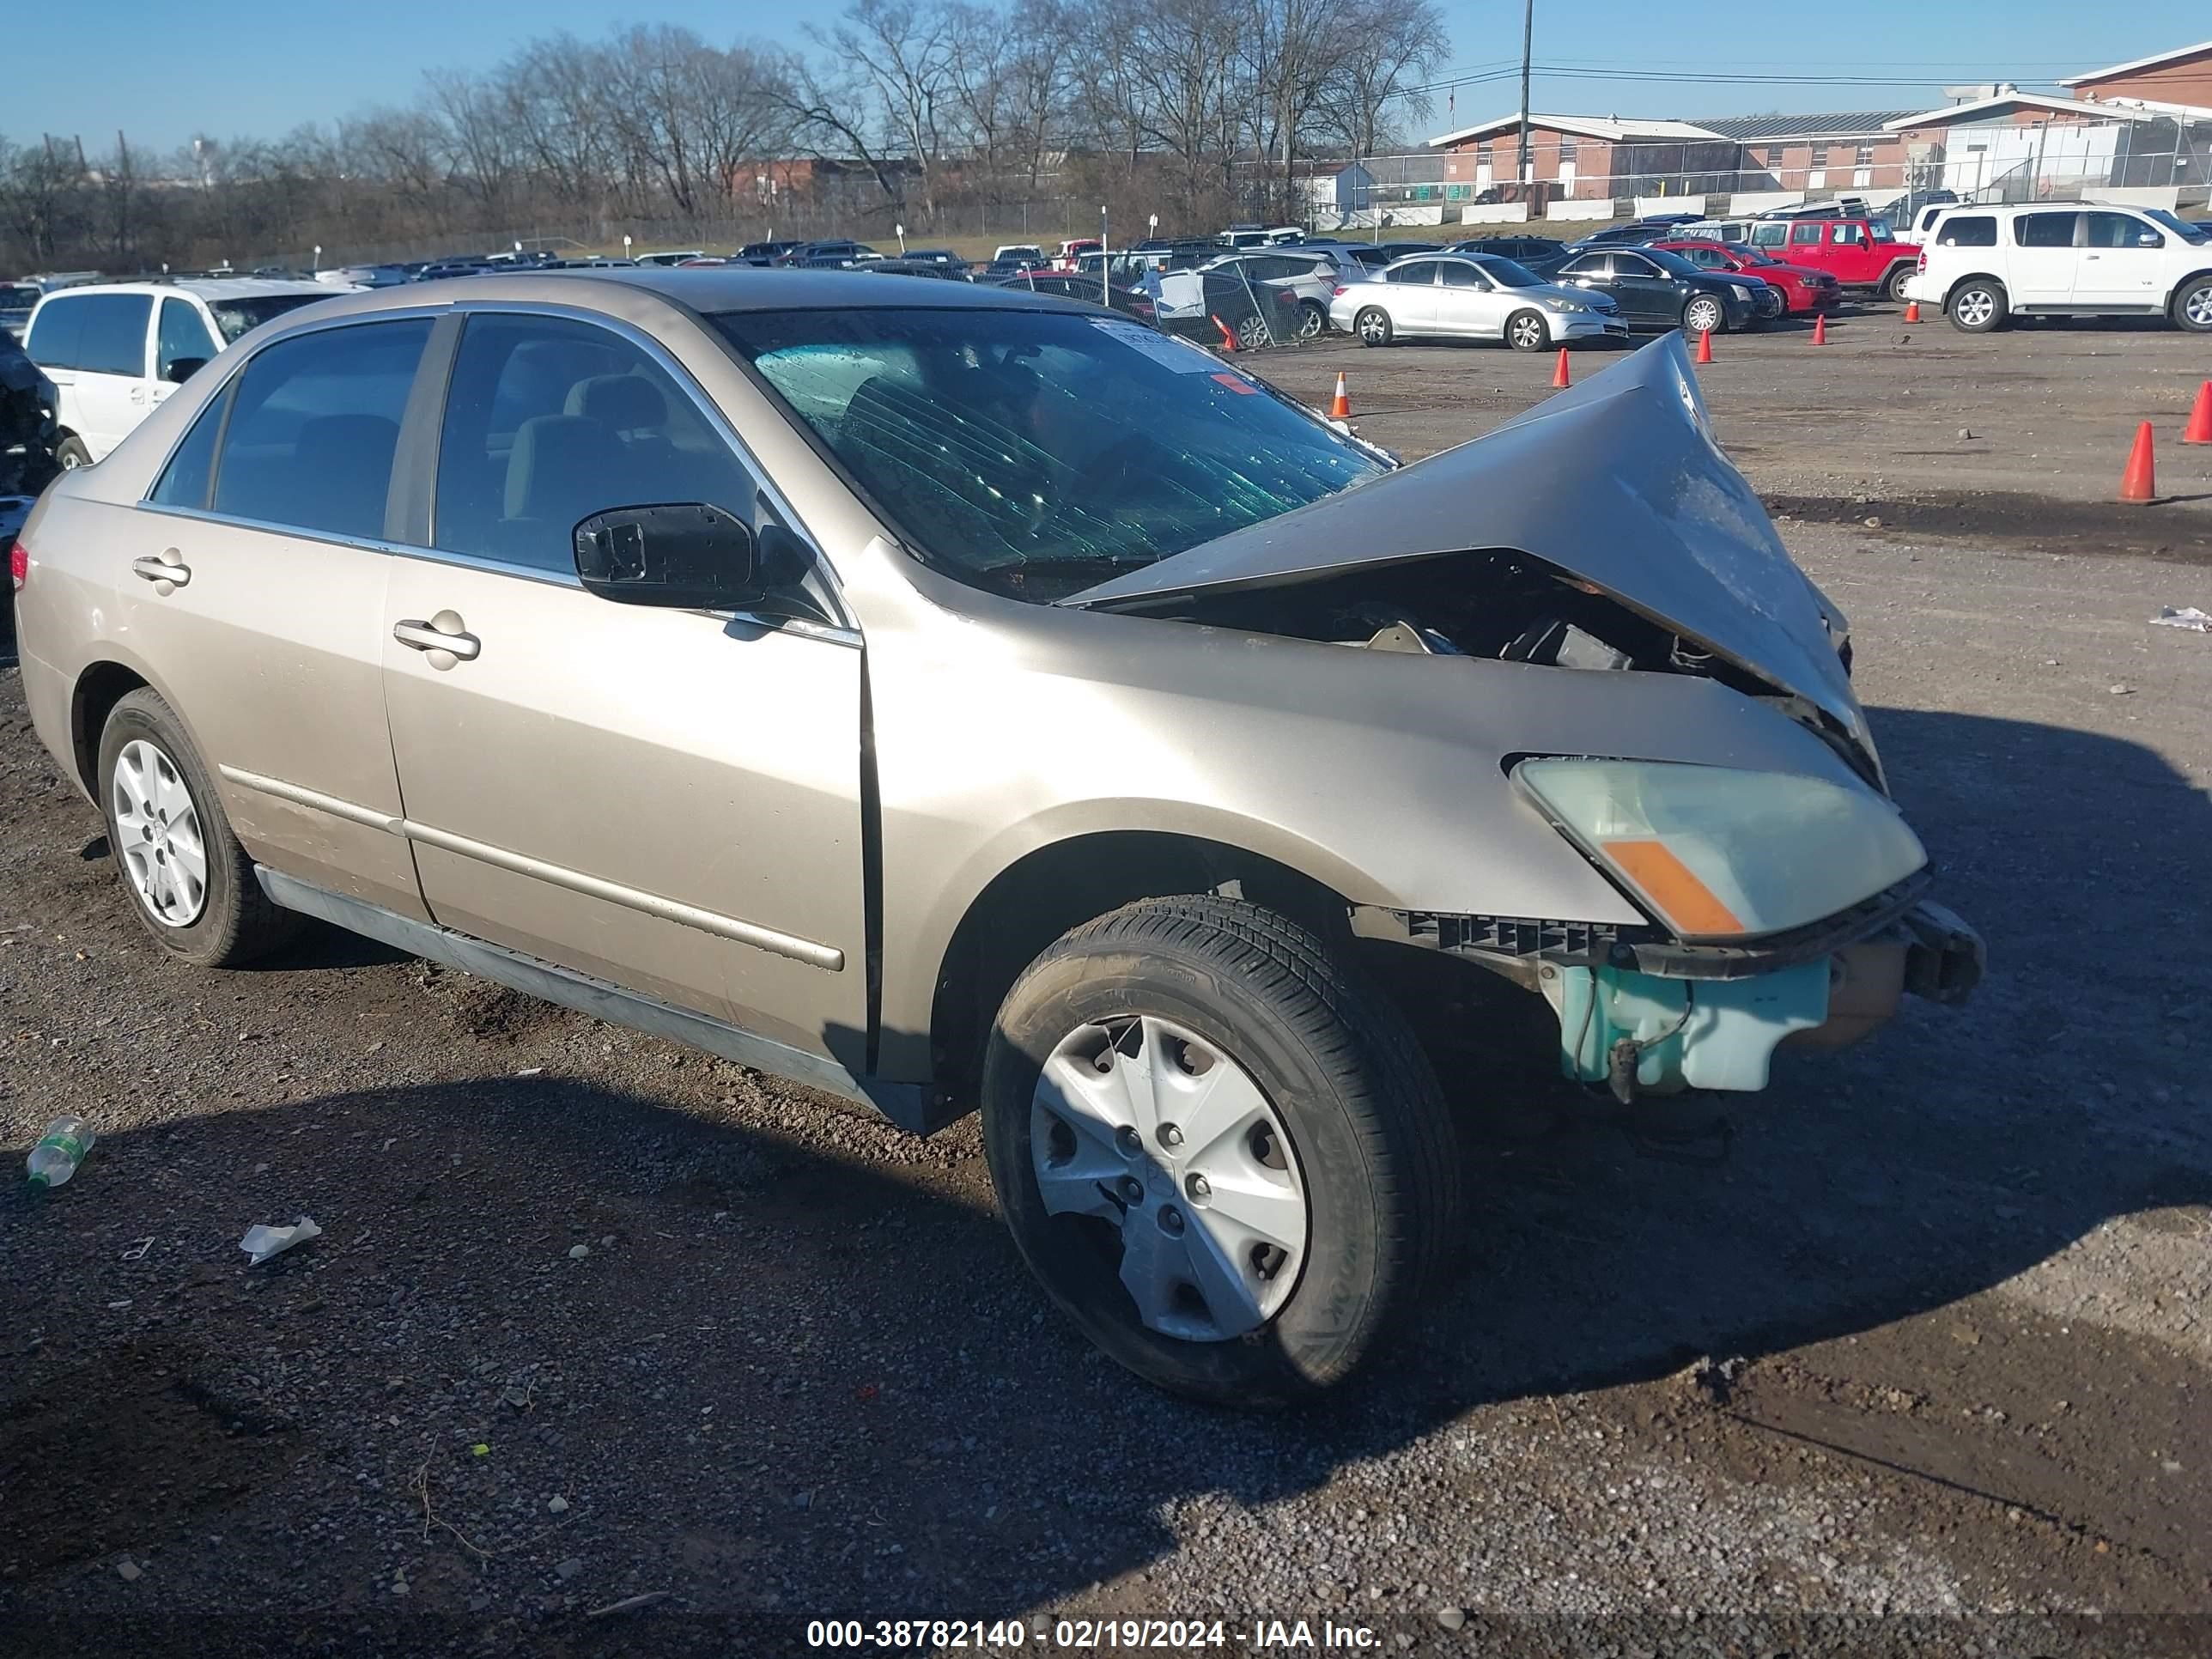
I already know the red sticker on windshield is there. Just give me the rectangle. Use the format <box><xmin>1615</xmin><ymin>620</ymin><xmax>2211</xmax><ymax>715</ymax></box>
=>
<box><xmin>1211</xmin><ymin>373</ymin><xmax>1258</xmax><ymax>394</ymax></box>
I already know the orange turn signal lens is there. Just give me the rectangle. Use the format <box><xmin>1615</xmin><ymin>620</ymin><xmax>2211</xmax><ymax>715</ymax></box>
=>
<box><xmin>1598</xmin><ymin>837</ymin><xmax>1745</xmax><ymax>937</ymax></box>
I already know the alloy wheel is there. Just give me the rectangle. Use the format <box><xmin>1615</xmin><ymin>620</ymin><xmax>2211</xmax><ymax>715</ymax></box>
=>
<box><xmin>1030</xmin><ymin>1013</ymin><xmax>1309</xmax><ymax>1342</ymax></box>
<box><xmin>1956</xmin><ymin>289</ymin><xmax>1996</xmax><ymax>328</ymax></box>
<box><xmin>112</xmin><ymin>738</ymin><xmax>209</xmax><ymax>927</ymax></box>
<box><xmin>1297</xmin><ymin>303</ymin><xmax>1326</xmax><ymax>339</ymax></box>
<box><xmin>1686</xmin><ymin>298</ymin><xmax>1722</xmax><ymax>333</ymax></box>
<box><xmin>2185</xmin><ymin>286</ymin><xmax>2212</xmax><ymax>329</ymax></box>
<box><xmin>1509</xmin><ymin>314</ymin><xmax>1545</xmax><ymax>350</ymax></box>
<box><xmin>1357</xmin><ymin>308</ymin><xmax>1389</xmax><ymax>345</ymax></box>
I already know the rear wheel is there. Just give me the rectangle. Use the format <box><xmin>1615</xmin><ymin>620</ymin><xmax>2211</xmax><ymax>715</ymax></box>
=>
<box><xmin>2175</xmin><ymin>276</ymin><xmax>2212</xmax><ymax>334</ymax></box>
<box><xmin>1237</xmin><ymin>313</ymin><xmax>1271</xmax><ymax>349</ymax></box>
<box><xmin>1504</xmin><ymin>309</ymin><xmax>1547</xmax><ymax>351</ymax></box>
<box><xmin>1948</xmin><ymin>279</ymin><xmax>2007</xmax><ymax>333</ymax></box>
<box><xmin>981</xmin><ymin>896</ymin><xmax>1464</xmax><ymax>1407</ymax></box>
<box><xmin>96</xmin><ymin>689</ymin><xmax>301</xmax><ymax>967</ymax></box>
<box><xmin>1355</xmin><ymin>306</ymin><xmax>1394</xmax><ymax>348</ymax></box>
<box><xmin>1882</xmin><ymin>264</ymin><xmax>1914</xmax><ymax>302</ymax></box>
<box><xmin>1683</xmin><ymin>295</ymin><xmax>1725</xmax><ymax>335</ymax></box>
<box><xmin>1296</xmin><ymin>300</ymin><xmax>1327</xmax><ymax>339</ymax></box>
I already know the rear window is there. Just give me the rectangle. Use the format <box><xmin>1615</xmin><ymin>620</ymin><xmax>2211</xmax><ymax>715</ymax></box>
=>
<box><xmin>2014</xmin><ymin>212</ymin><xmax>2078</xmax><ymax>249</ymax></box>
<box><xmin>28</xmin><ymin>291</ymin><xmax>150</xmax><ymax>375</ymax></box>
<box><xmin>1937</xmin><ymin>216</ymin><xmax>1997</xmax><ymax>247</ymax></box>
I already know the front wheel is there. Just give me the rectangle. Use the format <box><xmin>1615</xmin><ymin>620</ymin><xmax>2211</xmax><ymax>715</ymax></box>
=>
<box><xmin>2175</xmin><ymin>276</ymin><xmax>2212</xmax><ymax>334</ymax></box>
<box><xmin>1354</xmin><ymin>306</ymin><xmax>1394</xmax><ymax>347</ymax></box>
<box><xmin>1683</xmin><ymin>295</ymin><xmax>1726</xmax><ymax>335</ymax></box>
<box><xmin>1948</xmin><ymin>279</ymin><xmax>2007</xmax><ymax>332</ymax></box>
<box><xmin>1504</xmin><ymin>308</ymin><xmax>1548</xmax><ymax>352</ymax></box>
<box><xmin>1237</xmin><ymin>313</ymin><xmax>1271</xmax><ymax>349</ymax></box>
<box><xmin>1296</xmin><ymin>300</ymin><xmax>1327</xmax><ymax>339</ymax></box>
<box><xmin>981</xmin><ymin>896</ymin><xmax>1464</xmax><ymax>1407</ymax></box>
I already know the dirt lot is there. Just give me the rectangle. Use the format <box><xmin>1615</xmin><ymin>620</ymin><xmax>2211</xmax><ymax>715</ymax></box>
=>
<box><xmin>3</xmin><ymin>313</ymin><xmax>2210</xmax><ymax>1658</ymax></box>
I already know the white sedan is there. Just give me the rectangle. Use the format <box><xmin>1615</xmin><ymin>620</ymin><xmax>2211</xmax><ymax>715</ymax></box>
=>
<box><xmin>1329</xmin><ymin>252</ymin><xmax>1630</xmax><ymax>350</ymax></box>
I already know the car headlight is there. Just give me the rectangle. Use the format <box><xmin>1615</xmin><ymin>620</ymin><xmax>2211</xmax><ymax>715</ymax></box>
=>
<box><xmin>1541</xmin><ymin>295</ymin><xmax>1588</xmax><ymax>313</ymax></box>
<box><xmin>1512</xmin><ymin>759</ymin><xmax>1926</xmax><ymax>941</ymax></box>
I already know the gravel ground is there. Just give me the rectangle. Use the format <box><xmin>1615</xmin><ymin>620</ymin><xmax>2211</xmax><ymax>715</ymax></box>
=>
<box><xmin>3</xmin><ymin>318</ymin><xmax>2209</xmax><ymax>1657</ymax></box>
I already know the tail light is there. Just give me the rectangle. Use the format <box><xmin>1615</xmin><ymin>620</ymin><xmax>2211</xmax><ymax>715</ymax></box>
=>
<box><xmin>1917</xmin><ymin>249</ymin><xmax>1927</xmax><ymax>271</ymax></box>
<box><xmin>1333</xmin><ymin>283</ymin><xmax>1349</xmax><ymax>296</ymax></box>
<box><xmin>9</xmin><ymin>538</ymin><xmax>26</xmax><ymax>593</ymax></box>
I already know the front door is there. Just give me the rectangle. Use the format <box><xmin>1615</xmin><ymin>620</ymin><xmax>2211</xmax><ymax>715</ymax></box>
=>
<box><xmin>1555</xmin><ymin>252</ymin><xmax>1619</xmax><ymax>316</ymax></box>
<box><xmin>128</xmin><ymin>315</ymin><xmax>434</xmax><ymax>921</ymax></box>
<box><xmin>152</xmin><ymin>297</ymin><xmax>222</xmax><ymax>415</ymax></box>
<box><xmin>1606</xmin><ymin>252</ymin><xmax>1677</xmax><ymax>325</ymax></box>
<box><xmin>1433</xmin><ymin>261</ymin><xmax>1504</xmax><ymax>338</ymax></box>
<box><xmin>2075</xmin><ymin>211</ymin><xmax>2167</xmax><ymax>308</ymax></box>
<box><xmin>2008</xmin><ymin>210</ymin><xmax>2081</xmax><ymax>307</ymax></box>
<box><xmin>380</xmin><ymin>309</ymin><xmax>869</xmax><ymax>1069</ymax></box>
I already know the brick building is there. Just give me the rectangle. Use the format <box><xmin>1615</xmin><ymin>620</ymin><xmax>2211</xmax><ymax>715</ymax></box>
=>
<box><xmin>1425</xmin><ymin>114</ymin><xmax>1737</xmax><ymax>199</ymax></box>
<box><xmin>1694</xmin><ymin>112</ymin><xmax>1917</xmax><ymax>192</ymax></box>
<box><xmin>2062</xmin><ymin>39</ymin><xmax>2212</xmax><ymax>112</ymax></box>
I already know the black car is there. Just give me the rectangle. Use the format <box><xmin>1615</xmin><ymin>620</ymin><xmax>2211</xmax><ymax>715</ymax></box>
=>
<box><xmin>1550</xmin><ymin>246</ymin><xmax>1760</xmax><ymax>334</ymax></box>
<box><xmin>1566</xmin><ymin>222</ymin><xmax>1678</xmax><ymax>252</ymax></box>
<box><xmin>774</xmin><ymin>240</ymin><xmax>876</xmax><ymax>268</ymax></box>
<box><xmin>981</xmin><ymin>272</ymin><xmax>1158</xmax><ymax>324</ymax></box>
<box><xmin>738</xmin><ymin>240</ymin><xmax>803</xmax><ymax>265</ymax></box>
<box><xmin>1449</xmin><ymin>235</ymin><xmax>1571</xmax><ymax>277</ymax></box>
<box><xmin>869</xmin><ymin>258</ymin><xmax>973</xmax><ymax>281</ymax></box>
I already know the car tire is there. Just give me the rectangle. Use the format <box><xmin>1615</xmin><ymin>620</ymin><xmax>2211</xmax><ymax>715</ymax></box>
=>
<box><xmin>1296</xmin><ymin>300</ymin><xmax>1328</xmax><ymax>339</ymax></box>
<box><xmin>1948</xmin><ymin>278</ymin><xmax>2007</xmax><ymax>333</ymax></box>
<box><xmin>2174</xmin><ymin>276</ymin><xmax>2212</xmax><ymax>334</ymax></box>
<box><xmin>1504</xmin><ymin>309</ymin><xmax>1547</xmax><ymax>351</ymax></box>
<box><xmin>1237</xmin><ymin>313</ymin><xmax>1271</xmax><ymax>350</ymax></box>
<box><xmin>1354</xmin><ymin>306</ymin><xmax>1394</xmax><ymax>348</ymax></box>
<box><xmin>1683</xmin><ymin>295</ymin><xmax>1726</xmax><ymax>335</ymax></box>
<box><xmin>97</xmin><ymin>688</ymin><xmax>301</xmax><ymax>968</ymax></box>
<box><xmin>980</xmin><ymin>895</ymin><xmax>1465</xmax><ymax>1407</ymax></box>
<box><xmin>1883</xmin><ymin>264</ymin><xmax>1914</xmax><ymax>302</ymax></box>
<box><xmin>54</xmin><ymin>436</ymin><xmax>92</xmax><ymax>471</ymax></box>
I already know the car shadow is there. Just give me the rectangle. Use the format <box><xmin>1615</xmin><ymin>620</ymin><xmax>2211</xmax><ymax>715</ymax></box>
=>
<box><xmin>2</xmin><ymin>706</ymin><xmax>2204</xmax><ymax>1651</ymax></box>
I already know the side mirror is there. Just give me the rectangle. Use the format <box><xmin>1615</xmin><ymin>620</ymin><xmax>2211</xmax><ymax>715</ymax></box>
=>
<box><xmin>574</xmin><ymin>503</ymin><xmax>759</xmax><ymax>609</ymax></box>
<box><xmin>162</xmin><ymin>357</ymin><xmax>208</xmax><ymax>385</ymax></box>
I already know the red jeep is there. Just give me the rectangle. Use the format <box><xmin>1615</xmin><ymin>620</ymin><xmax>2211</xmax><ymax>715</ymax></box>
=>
<box><xmin>1742</xmin><ymin>216</ymin><xmax>1918</xmax><ymax>301</ymax></box>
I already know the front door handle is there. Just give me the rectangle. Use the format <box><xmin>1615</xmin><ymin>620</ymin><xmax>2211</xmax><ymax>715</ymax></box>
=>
<box><xmin>392</xmin><ymin>614</ymin><xmax>481</xmax><ymax>662</ymax></box>
<box><xmin>131</xmin><ymin>551</ymin><xmax>190</xmax><ymax>592</ymax></box>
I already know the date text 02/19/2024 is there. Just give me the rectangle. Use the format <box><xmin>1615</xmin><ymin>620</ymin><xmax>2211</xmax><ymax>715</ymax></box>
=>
<box><xmin>804</xmin><ymin>1619</ymin><xmax>1382</xmax><ymax>1649</ymax></box>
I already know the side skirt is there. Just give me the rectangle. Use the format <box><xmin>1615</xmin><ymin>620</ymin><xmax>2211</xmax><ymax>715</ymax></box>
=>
<box><xmin>255</xmin><ymin>866</ymin><xmax>930</xmax><ymax>1133</ymax></box>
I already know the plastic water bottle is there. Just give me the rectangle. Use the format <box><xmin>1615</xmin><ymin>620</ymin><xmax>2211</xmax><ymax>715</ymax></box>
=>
<box><xmin>27</xmin><ymin>1116</ymin><xmax>94</xmax><ymax>1188</ymax></box>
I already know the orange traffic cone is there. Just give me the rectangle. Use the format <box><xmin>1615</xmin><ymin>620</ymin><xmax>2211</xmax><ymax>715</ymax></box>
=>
<box><xmin>1695</xmin><ymin>328</ymin><xmax>1713</xmax><ymax>365</ymax></box>
<box><xmin>2119</xmin><ymin>421</ymin><xmax>2158</xmax><ymax>503</ymax></box>
<box><xmin>2185</xmin><ymin>380</ymin><xmax>2212</xmax><ymax>446</ymax></box>
<box><xmin>1810</xmin><ymin>313</ymin><xmax>1829</xmax><ymax>346</ymax></box>
<box><xmin>1212</xmin><ymin>313</ymin><xmax>1238</xmax><ymax>351</ymax></box>
<box><xmin>1329</xmin><ymin>371</ymin><xmax>1351</xmax><ymax>420</ymax></box>
<box><xmin>1904</xmin><ymin>300</ymin><xmax>1922</xmax><ymax>324</ymax></box>
<box><xmin>1553</xmin><ymin>348</ymin><xmax>1571</xmax><ymax>389</ymax></box>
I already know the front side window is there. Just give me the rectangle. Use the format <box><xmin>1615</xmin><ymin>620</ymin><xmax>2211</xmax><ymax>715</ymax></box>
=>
<box><xmin>2084</xmin><ymin>211</ymin><xmax>2160</xmax><ymax>249</ymax></box>
<box><xmin>1439</xmin><ymin>263</ymin><xmax>1486</xmax><ymax>289</ymax></box>
<box><xmin>712</xmin><ymin>305</ymin><xmax>1386</xmax><ymax>603</ymax></box>
<box><xmin>1832</xmin><ymin>223</ymin><xmax>1864</xmax><ymax>246</ymax></box>
<box><xmin>1939</xmin><ymin>215</ymin><xmax>1997</xmax><ymax>247</ymax></box>
<box><xmin>2015</xmin><ymin>212</ymin><xmax>2078</xmax><ymax>249</ymax></box>
<box><xmin>1613</xmin><ymin>252</ymin><xmax>1658</xmax><ymax>277</ymax></box>
<box><xmin>2142</xmin><ymin>209</ymin><xmax>2209</xmax><ymax>246</ymax></box>
<box><xmin>212</xmin><ymin>319</ymin><xmax>431</xmax><ymax>540</ymax></box>
<box><xmin>434</xmin><ymin>313</ymin><xmax>763</xmax><ymax>575</ymax></box>
<box><xmin>156</xmin><ymin>299</ymin><xmax>220</xmax><ymax>380</ymax></box>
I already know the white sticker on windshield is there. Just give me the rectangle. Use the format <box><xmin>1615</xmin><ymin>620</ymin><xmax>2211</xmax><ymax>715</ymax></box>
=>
<box><xmin>1089</xmin><ymin>317</ymin><xmax>1217</xmax><ymax>372</ymax></box>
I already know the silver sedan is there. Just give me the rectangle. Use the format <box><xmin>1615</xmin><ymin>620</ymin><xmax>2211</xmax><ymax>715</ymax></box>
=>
<box><xmin>1329</xmin><ymin>252</ymin><xmax>1631</xmax><ymax>350</ymax></box>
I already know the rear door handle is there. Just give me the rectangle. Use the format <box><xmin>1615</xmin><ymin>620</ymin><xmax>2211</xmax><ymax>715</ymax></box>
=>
<box><xmin>392</xmin><ymin>617</ymin><xmax>481</xmax><ymax>661</ymax></box>
<box><xmin>131</xmin><ymin>552</ymin><xmax>190</xmax><ymax>590</ymax></box>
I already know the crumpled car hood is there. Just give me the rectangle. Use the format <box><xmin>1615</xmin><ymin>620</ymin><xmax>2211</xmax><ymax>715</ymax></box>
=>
<box><xmin>1062</xmin><ymin>332</ymin><xmax>1863</xmax><ymax>744</ymax></box>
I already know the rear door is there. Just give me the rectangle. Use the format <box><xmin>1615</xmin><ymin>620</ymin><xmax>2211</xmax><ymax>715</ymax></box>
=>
<box><xmin>2075</xmin><ymin>210</ymin><xmax>2167</xmax><ymax>308</ymax></box>
<box><xmin>1380</xmin><ymin>260</ymin><xmax>1441</xmax><ymax>331</ymax></box>
<box><xmin>128</xmin><ymin>314</ymin><xmax>436</xmax><ymax>920</ymax></box>
<box><xmin>28</xmin><ymin>290</ymin><xmax>154</xmax><ymax>459</ymax></box>
<box><xmin>379</xmin><ymin>307</ymin><xmax>869</xmax><ymax>1067</ymax></box>
<box><xmin>2008</xmin><ymin>210</ymin><xmax>2081</xmax><ymax>307</ymax></box>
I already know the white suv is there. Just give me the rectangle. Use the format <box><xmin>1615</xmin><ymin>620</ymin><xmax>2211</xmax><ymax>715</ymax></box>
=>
<box><xmin>1902</xmin><ymin>204</ymin><xmax>2212</xmax><ymax>334</ymax></box>
<box><xmin>23</xmin><ymin>278</ymin><xmax>339</xmax><ymax>465</ymax></box>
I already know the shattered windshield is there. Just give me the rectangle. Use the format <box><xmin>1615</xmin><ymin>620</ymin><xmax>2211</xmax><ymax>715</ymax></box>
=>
<box><xmin>208</xmin><ymin>295</ymin><xmax>325</xmax><ymax>343</ymax></box>
<box><xmin>713</xmin><ymin>306</ymin><xmax>1385</xmax><ymax>600</ymax></box>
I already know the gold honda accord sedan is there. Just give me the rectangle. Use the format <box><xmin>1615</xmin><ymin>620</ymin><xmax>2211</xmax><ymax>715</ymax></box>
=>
<box><xmin>9</xmin><ymin>270</ymin><xmax>1979</xmax><ymax>1403</ymax></box>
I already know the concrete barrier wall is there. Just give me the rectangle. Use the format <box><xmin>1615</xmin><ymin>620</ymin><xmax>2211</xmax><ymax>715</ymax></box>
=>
<box><xmin>1633</xmin><ymin>195</ymin><xmax>1709</xmax><ymax>219</ymax></box>
<box><xmin>1455</xmin><ymin>203</ymin><xmax>1532</xmax><ymax>225</ymax></box>
<box><xmin>1545</xmin><ymin>198</ymin><xmax>1621</xmax><ymax>222</ymax></box>
<box><xmin>1382</xmin><ymin>205</ymin><xmax>1446</xmax><ymax>227</ymax></box>
<box><xmin>2092</xmin><ymin>185</ymin><xmax>2184</xmax><ymax>210</ymax></box>
<box><xmin>1729</xmin><ymin>191</ymin><xmax>1803</xmax><ymax>216</ymax></box>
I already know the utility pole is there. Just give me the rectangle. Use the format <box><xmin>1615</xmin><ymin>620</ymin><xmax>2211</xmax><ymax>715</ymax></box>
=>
<box><xmin>1516</xmin><ymin>0</ymin><xmax>1535</xmax><ymax>186</ymax></box>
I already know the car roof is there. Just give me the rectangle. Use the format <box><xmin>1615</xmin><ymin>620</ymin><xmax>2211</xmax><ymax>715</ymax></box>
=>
<box><xmin>38</xmin><ymin>276</ymin><xmax>333</xmax><ymax>302</ymax></box>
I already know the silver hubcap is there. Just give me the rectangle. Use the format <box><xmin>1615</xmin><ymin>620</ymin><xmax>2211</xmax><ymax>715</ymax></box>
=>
<box><xmin>1031</xmin><ymin>1014</ymin><xmax>1309</xmax><ymax>1342</ymax></box>
<box><xmin>2186</xmin><ymin>288</ymin><xmax>2212</xmax><ymax>327</ymax></box>
<box><xmin>60</xmin><ymin>448</ymin><xmax>83</xmax><ymax>469</ymax></box>
<box><xmin>112</xmin><ymin>739</ymin><xmax>208</xmax><ymax>927</ymax></box>
<box><xmin>1298</xmin><ymin>306</ymin><xmax>1323</xmax><ymax>338</ymax></box>
<box><xmin>1959</xmin><ymin>291</ymin><xmax>1995</xmax><ymax>326</ymax></box>
<box><xmin>1242</xmin><ymin>317</ymin><xmax>1269</xmax><ymax>349</ymax></box>
<box><xmin>1688</xmin><ymin>301</ymin><xmax>1719</xmax><ymax>332</ymax></box>
<box><xmin>1511</xmin><ymin>318</ymin><xmax>1542</xmax><ymax>348</ymax></box>
<box><xmin>1358</xmin><ymin>311</ymin><xmax>1386</xmax><ymax>343</ymax></box>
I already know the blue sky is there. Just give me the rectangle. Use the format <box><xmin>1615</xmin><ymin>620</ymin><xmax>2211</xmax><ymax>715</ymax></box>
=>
<box><xmin>8</xmin><ymin>1</ymin><xmax>2207</xmax><ymax>157</ymax></box>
